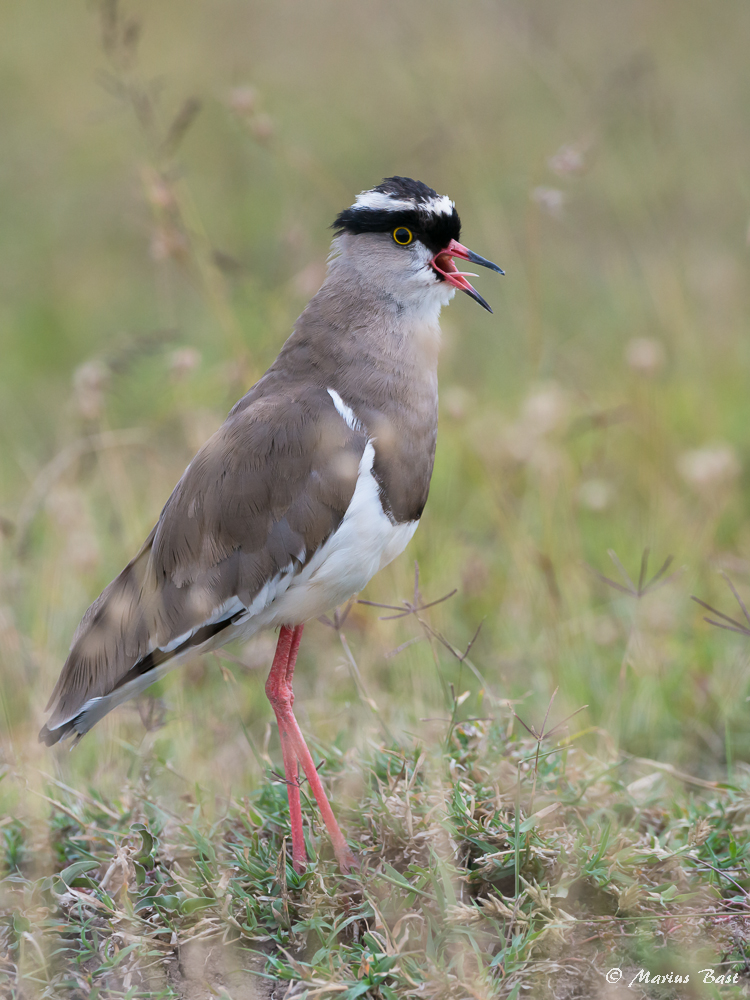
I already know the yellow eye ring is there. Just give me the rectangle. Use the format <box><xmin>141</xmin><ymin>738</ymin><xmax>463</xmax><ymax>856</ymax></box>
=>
<box><xmin>392</xmin><ymin>227</ymin><xmax>413</xmax><ymax>246</ymax></box>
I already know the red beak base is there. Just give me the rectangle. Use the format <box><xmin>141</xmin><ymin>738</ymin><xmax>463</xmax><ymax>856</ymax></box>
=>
<box><xmin>430</xmin><ymin>239</ymin><xmax>504</xmax><ymax>313</ymax></box>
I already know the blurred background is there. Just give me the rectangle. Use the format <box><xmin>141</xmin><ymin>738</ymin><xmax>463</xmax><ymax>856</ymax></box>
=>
<box><xmin>3</xmin><ymin>0</ymin><xmax>750</xmax><ymax>821</ymax></box>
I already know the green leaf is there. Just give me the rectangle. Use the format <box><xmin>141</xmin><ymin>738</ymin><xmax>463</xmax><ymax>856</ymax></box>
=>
<box><xmin>186</xmin><ymin>827</ymin><xmax>216</xmax><ymax>863</ymax></box>
<box><xmin>151</xmin><ymin>894</ymin><xmax>182</xmax><ymax>913</ymax></box>
<box><xmin>181</xmin><ymin>896</ymin><xmax>216</xmax><ymax>915</ymax></box>
<box><xmin>341</xmin><ymin>983</ymin><xmax>371</xmax><ymax>1000</ymax></box>
<box><xmin>379</xmin><ymin>862</ymin><xmax>430</xmax><ymax>899</ymax></box>
<box><xmin>130</xmin><ymin>823</ymin><xmax>155</xmax><ymax>863</ymax></box>
<box><xmin>133</xmin><ymin>861</ymin><xmax>146</xmax><ymax>887</ymax></box>
<box><xmin>97</xmin><ymin>941</ymin><xmax>140</xmax><ymax>971</ymax></box>
<box><xmin>58</xmin><ymin>860</ymin><xmax>99</xmax><ymax>886</ymax></box>
<box><xmin>380</xmin><ymin>862</ymin><xmax>411</xmax><ymax>889</ymax></box>
<box><xmin>371</xmin><ymin>955</ymin><xmax>398</xmax><ymax>973</ymax></box>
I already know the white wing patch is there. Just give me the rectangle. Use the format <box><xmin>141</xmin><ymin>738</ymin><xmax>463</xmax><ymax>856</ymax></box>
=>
<box><xmin>66</xmin><ymin>568</ymin><xmax>300</xmax><ymax>739</ymax></box>
<box><xmin>55</xmin><ymin>435</ymin><xmax>419</xmax><ymax>742</ymax></box>
<box><xmin>254</xmin><ymin>440</ymin><xmax>418</xmax><ymax>627</ymax></box>
<box><xmin>158</xmin><ymin>595</ymin><xmax>247</xmax><ymax>653</ymax></box>
<box><xmin>327</xmin><ymin>388</ymin><xmax>363</xmax><ymax>432</ymax></box>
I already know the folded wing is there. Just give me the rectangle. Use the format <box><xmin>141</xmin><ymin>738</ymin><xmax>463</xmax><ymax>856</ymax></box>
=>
<box><xmin>40</xmin><ymin>386</ymin><xmax>366</xmax><ymax>744</ymax></box>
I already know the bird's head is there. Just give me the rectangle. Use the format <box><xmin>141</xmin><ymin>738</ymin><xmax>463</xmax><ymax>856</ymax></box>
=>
<box><xmin>332</xmin><ymin>176</ymin><xmax>503</xmax><ymax>315</ymax></box>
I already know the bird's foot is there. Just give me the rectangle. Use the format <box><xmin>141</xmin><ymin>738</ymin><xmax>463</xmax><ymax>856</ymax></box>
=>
<box><xmin>336</xmin><ymin>844</ymin><xmax>359</xmax><ymax>876</ymax></box>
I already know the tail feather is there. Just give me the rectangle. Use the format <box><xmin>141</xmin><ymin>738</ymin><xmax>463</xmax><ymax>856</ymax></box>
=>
<box><xmin>39</xmin><ymin>719</ymin><xmax>77</xmax><ymax>747</ymax></box>
<box><xmin>39</xmin><ymin>608</ymin><xmax>244</xmax><ymax>745</ymax></box>
<box><xmin>39</xmin><ymin>521</ymin><xmax>247</xmax><ymax>744</ymax></box>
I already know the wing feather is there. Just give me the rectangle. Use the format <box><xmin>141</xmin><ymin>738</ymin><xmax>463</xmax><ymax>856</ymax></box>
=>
<box><xmin>40</xmin><ymin>386</ymin><xmax>365</xmax><ymax>742</ymax></box>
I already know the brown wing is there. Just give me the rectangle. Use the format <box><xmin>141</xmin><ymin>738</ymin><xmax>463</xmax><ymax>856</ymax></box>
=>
<box><xmin>40</xmin><ymin>386</ymin><xmax>365</xmax><ymax>742</ymax></box>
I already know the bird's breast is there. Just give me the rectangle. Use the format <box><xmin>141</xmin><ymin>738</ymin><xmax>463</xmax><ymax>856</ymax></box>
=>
<box><xmin>237</xmin><ymin>438</ymin><xmax>419</xmax><ymax>630</ymax></box>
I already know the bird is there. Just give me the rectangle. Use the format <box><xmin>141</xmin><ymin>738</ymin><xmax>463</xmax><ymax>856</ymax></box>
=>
<box><xmin>40</xmin><ymin>176</ymin><xmax>503</xmax><ymax>873</ymax></box>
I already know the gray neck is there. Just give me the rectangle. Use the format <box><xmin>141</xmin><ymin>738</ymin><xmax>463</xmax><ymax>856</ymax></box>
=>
<box><xmin>275</xmin><ymin>255</ymin><xmax>441</xmax><ymax>404</ymax></box>
<box><xmin>263</xmin><ymin>256</ymin><xmax>443</xmax><ymax>523</ymax></box>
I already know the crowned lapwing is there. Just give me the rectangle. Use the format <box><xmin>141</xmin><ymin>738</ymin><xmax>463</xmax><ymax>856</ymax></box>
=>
<box><xmin>40</xmin><ymin>177</ymin><xmax>503</xmax><ymax>872</ymax></box>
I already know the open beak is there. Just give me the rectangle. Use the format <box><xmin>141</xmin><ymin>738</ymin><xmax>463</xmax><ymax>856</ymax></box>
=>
<box><xmin>431</xmin><ymin>239</ymin><xmax>504</xmax><ymax>313</ymax></box>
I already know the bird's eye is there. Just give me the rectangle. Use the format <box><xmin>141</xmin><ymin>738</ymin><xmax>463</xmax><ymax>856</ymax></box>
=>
<box><xmin>392</xmin><ymin>227</ymin><xmax>413</xmax><ymax>246</ymax></box>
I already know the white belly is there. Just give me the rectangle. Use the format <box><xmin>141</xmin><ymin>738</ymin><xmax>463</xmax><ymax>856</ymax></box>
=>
<box><xmin>70</xmin><ymin>442</ymin><xmax>418</xmax><ymax>735</ymax></box>
<box><xmin>240</xmin><ymin>440</ymin><xmax>418</xmax><ymax>633</ymax></box>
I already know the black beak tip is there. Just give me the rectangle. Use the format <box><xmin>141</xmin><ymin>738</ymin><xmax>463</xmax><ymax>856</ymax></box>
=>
<box><xmin>464</xmin><ymin>287</ymin><xmax>493</xmax><ymax>313</ymax></box>
<box><xmin>466</xmin><ymin>249</ymin><xmax>505</xmax><ymax>275</ymax></box>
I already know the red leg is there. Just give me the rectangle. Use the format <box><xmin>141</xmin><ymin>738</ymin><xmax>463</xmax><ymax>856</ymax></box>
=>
<box><xmin>266</xmin><ymin>624</ymin><xmax>356</xmax><ymax>873</ymax></box>
<box><xmin>266</xmin><ymin>626</ymin><xmax>307</xmax><ymax>872</ymax></box>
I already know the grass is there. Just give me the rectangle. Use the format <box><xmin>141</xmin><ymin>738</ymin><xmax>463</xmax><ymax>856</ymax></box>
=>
<box><xmin>4</xmin><ymin>709</ymin><xmax>750</xmax><ymax>998</ymax></box>
<box><xmin>3</xmin><ymin>0</ymin><xmax>750</xmax><ymax>995</ymax></box>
